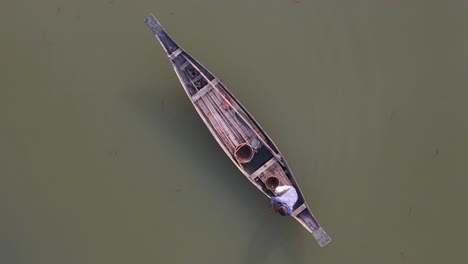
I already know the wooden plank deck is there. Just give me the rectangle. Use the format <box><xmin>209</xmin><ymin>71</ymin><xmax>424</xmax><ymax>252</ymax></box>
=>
<box><xmin>192</xmin><ymin>81</ymin><xmax>293</xmax><ymax>190</ymax></box>
<box><xmin>193</xmin><ymin>84</ymin><xmax>266</xmax><ymax>156</ymax></box>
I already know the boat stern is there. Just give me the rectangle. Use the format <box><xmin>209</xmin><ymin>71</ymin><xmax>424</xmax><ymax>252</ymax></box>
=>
<box><xmin>312</xmin><ymin>227</ymin><xmax>332</xmax><ymax>247</ymax></box>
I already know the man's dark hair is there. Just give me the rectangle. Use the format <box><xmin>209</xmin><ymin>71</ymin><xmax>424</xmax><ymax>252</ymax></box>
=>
<box><xmin>278</xmin><ymin>206</ymin><xmax>288</xmax><ymax>216</ymax></box>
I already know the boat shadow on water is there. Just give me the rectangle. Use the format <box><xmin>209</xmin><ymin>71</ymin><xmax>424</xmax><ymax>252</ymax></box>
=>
<box><xmin>127</xmin><ymin>86</ymin><xmax>307</xmax><ymax>261</ymax></box>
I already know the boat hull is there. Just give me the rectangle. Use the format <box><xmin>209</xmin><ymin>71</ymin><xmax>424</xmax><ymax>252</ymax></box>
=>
<box><xmin>144</xmin><ymin>14</ymin><xmax>331</xmax><ymax>247</ymax></box>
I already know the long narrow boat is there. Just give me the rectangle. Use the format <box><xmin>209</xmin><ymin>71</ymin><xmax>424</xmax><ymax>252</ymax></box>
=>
<box><xmin>144</xmin><ymin>14</ymin><xmax>331</xmax><ymax>247</ymax></box>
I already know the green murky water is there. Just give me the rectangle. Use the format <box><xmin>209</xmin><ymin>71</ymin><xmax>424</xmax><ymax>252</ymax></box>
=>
<box><xmin>2</xmin><ymin>1</ymin><xmax>468</xmax><ymax>263</ymax></box>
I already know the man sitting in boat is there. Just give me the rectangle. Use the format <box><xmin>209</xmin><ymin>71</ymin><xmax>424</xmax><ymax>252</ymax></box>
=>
<box><xmin>270</xmin><ymin>185</ymin><xmax>298</xmax><ymax>216</ymax></box>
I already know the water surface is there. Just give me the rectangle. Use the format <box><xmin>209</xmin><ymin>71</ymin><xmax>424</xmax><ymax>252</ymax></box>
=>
<box><xmin>2</xmin><ymin>1</ymin><xmax>468</xmax><ymax>263</ymax></box>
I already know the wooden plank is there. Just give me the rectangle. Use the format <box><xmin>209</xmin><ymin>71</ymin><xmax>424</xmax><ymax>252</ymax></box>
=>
<box><xmin>201</xmin><ymin>95</ymin><xmax>238</xmax><ymax>150</ymax></box>
<box><xmin>206</xmin><ymin>92</ymin><xmax>244</xmax><ymax>143</ymax></box>
<box><xmin>249</xmin><ymin>158</ymin><xmax>276</xmax><ymax>180</ymax></box>
<box><xmin>208</xmin><ymin>89</ymin><xmax>259</xmax><ymax>146</ymax></box>
<box><xmin>292</xmin><ymin>203</ymin><xmax>307</xmax><ymax>217</ymax></box>
<box><xmin>191</xmin><ymin>81</ymin><xmax>219</xmax><ymax>103</ymax></box>
<box><xmin>168</xmin><ymin>48</ymin><xmax>183</xmax><ymax>59</ymax></box>
<box><xmin>206</xmin><ymin>90</ymin><xmax>252</xmax><ymax>144</ymax></box>
<box><xmin>193</xmin><ymin>74</ymin><xmax>202</xmax><ymax>83</ymax></box>
<box><xmin>179</xmin><ymin>61</ymin><xmax>189</xmax><ymax>69</ymax></box>
<box><xmin>211</xmin><ymin>79</ymin><xmax>220</xmax><ymax>86</ymax></box>
<box><xmin>191</xmin><ymin>85</ymin><xmax>213</xmax><ymax>102</ymax></box>
<box><xmin>196</xmin><ymin>99</ymin><xmax>234</xmax><ymax>152</ymax></box>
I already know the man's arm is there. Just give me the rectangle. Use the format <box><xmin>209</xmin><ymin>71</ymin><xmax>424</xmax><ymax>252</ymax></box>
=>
<box><xmin>270</xmin><ymin>196</ymin><xmax>279</xmax><ymax>204</ymax></box>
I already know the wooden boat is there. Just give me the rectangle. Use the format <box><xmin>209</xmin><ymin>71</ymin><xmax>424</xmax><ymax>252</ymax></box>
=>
<box><xmin>144</xmin><ymin>14</ymin><xmax>331</xmax><ymax>247</ymax></box>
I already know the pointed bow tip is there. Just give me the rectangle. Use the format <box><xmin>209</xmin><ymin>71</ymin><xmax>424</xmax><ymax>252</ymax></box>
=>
<box><xmin>144</xmin><ymin>14</ymin><xmax>155</xmax><ymax>23</ymax></box>
<box><xmin>144</xmin><ymin>14</ymin><xmax>164</xmax><ymax>35</ymax></box>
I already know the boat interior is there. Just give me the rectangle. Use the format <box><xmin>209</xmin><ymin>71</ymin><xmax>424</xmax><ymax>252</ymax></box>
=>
<box><xmin>170</xmin><ymin>51</ymin><xmax>307</xmax><ymax>212</ymax></box>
